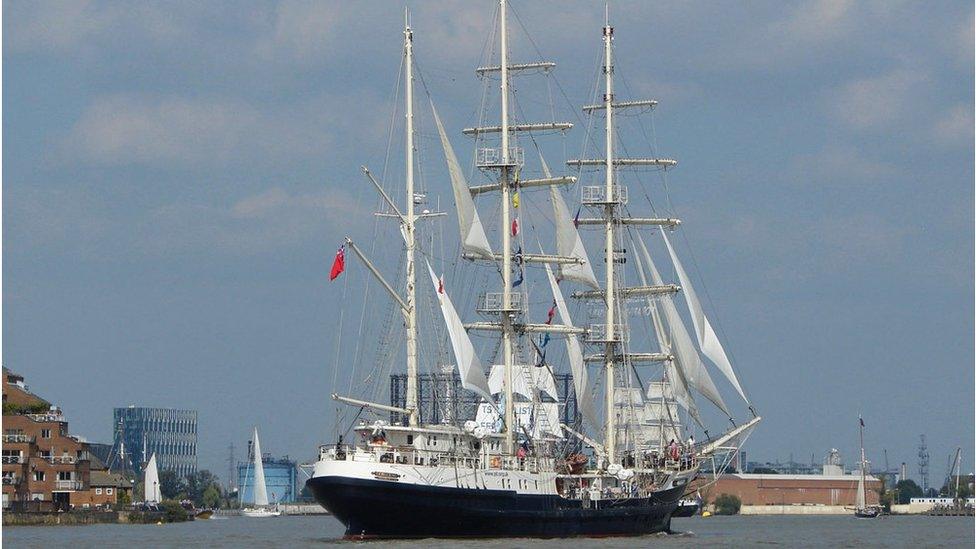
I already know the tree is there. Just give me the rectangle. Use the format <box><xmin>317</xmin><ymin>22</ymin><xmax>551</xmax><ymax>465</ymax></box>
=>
<box><xmin>713</xmin><ymin>493</ymin><xmax>741</xmax><ymax>515</ymax></box>
<box><xmin>202</xmin><ymin>485</ymin><xmax>222</xmax><ymax>509</ymax></box>
<box><xmin>158</xmin><ymin>470</ymin><xmax>187</xmax><ymax>500</ymax></box>
<box><xmin>895</xmin><ymin>480</ymin><xmax>923</xmax><ymax>504</ymax></box>
<box><xmin>185</xmin><ymin>470</ymin><xmax>221</xmax><ymax>506</ymax></box>
<box><xmin>751</xmin><ymin>467</ymin><xmax>779</xmax><ymax>474</ymax></box>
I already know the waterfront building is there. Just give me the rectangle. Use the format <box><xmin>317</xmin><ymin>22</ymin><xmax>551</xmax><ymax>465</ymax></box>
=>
<box><xmin>1</xmin><ymin>368</ymin><xmax>93</xmax><ymax>510</ymax></box>
<box><xmin>113</xmin><ymin>406</ymin><xmax>198</xmax><ymax>478</ymax></box>
<box><xmin>238</xmin><ymin>453</ymin><xmax>297</xmax><ymax>504</ymax></box>
<box><xmin>78</xmin><ymin>471</ymin><xmax>133</xmax><ymax>509</ymax></box>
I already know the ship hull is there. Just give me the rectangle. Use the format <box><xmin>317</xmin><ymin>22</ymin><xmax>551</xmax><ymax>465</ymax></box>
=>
<box><xmin>306</xmin><ymin>475</ymin><xmax>683</xmax><ymax>539</ymax></box>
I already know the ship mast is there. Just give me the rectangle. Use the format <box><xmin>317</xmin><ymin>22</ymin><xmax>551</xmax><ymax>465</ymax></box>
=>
<box><xmin>404</xmin><ymin>11</ymin><xmax>419</xmax><ymax>427</ymax></box>
<box><xmin>499</xmin><ymin>0</ymin><xmax>515</xmax><ymax>453</ymax></box>
<box><xmin>601</xmin><ymin>7</ymin><xmax>617</xmax><ymax>465</ymax></box>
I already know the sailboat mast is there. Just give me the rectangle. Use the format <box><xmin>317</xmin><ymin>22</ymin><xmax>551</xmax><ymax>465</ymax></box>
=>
<box><xmin>404</xmin><ymin>12</ymin><xmax>419</xmax><ymax>427</ymax></box>
<box><xmin>499</xmin><ymin>0</ymin><xmax>515</xmax><ymax>454</ymax></box>
<box><xmin>601</xmin><ymin>7</ymin><xmax>617</xmax><ymax>465</ymax></box>
<box><xmin>859</xmin><ymin>418</ymin><xmax>867</xmax><ymax>506</ymax></box>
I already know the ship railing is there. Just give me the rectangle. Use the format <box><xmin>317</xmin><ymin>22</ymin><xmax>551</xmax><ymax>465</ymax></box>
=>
<box><xmin>319</xmin><ymin>443</ymin><xmax>543</xmax><ymax>473</ymax></box>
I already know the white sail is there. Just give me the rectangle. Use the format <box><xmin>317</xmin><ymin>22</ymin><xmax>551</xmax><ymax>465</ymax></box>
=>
<box><xmin>488</xmin><ymin>364</ymin><xmax>532</xmax><ymax>398</ymax></box>
<box><xmin>661</xmin><ymin>230</ymin><xmax>749</xmax><ymax>404</ymax></box>
<box><xmin>635</xmin><ymin>235</ymin><xmax>730</xmax><ymax>417</ymax></box>
<box><xmin>856</xmin><ymin>473</ymin><xmax>866</xmax><ymax>509</ymax></box>
<box><xmin>426</xmin><ymin>261</ymin><xmax>493</xmax><ymax>401</ymax></box>
<box><xmin>543</xmin><ymin>263</ymin><xmax>597</xmax><ymax>428</ymax></box>
<box><xmin>531</xmin><ymin>402</ymin><xmax>563</xmax><ymax>439</ymax></box>
<box><xmin>252</xmin><ymin>427</ymin><xmax>269</xmax><ymax>507</ymax></box>
<box><xmin>540</xmin><ymin>154</ymin><xmax>599</xmax><ymax>289</ymax></box>
<box><xmin>431</xmin><ymin>102</ymin><xmax>493</xmax><ymax>259</ymax></box>
<box><xmin>533</xmin><ymin>366</ymin><xmax>559</xmax><ymax>401</ymax></box>
<box><xmin>143</xmin><ymin>453</ymin><xmax>161</xmax><ymax>504</ymax></box>
<box><xmin>631</xmin><ymin>240</ymin><xmax>701</xmax><ymax>426</ymax></box>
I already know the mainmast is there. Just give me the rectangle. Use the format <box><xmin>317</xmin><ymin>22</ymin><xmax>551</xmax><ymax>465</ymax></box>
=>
<box><xmin>499</xmin><ymin>0</ymin><xmax>515</xmax><ymax>453</ymax></box>
<box><xmin>404</xmin><ymin>11</ymin><xmax>419</xmax><ymax>427</ymax></box>
<box><xmin>601</xmin><ymin>8</ymin><xmax>617</xmax><ymax>465</ymax></box>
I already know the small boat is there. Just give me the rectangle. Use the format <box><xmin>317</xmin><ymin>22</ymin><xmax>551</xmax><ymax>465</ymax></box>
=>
<box><xmin>672</xmin><ymin>496</ymin><xmax>703</xmax><ymax>517</ymax></box>
<box><xmin>850</xmin><ymin>417</ymin><xmax>882</xmax><ymax>519</ymax></box>
<box><xmin>194</xmin><ymin>509</ymin><xmax>214</xmax><ymax>520</ymax></box>
<box><xmin>241</xmin><ymin>427</ymin><xmax>282</xmax><ymax>518</ymax></box>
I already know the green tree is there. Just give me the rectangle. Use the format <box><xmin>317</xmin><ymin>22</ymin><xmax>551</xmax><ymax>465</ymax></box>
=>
<box><xmin>751</xmin><ymin>467</ymin><xmax>779</xmax><ymax>474</ymax></box>
<box><xmin>202</xmin><ymin>485</ymin><xmax>222</xmax><ymax>509</ymax></box>
<box><xmin>185</xmin><ymin>470</ymin><xmax>220</xmax><ymax>506</ymax></box>
<box><xmin>895</xmin><ymin>480</ymin><xmax>923</xmax><ymax>504</ymax></box>
<box><xmin>713</xmin><ymin>493</ymin><xmax>742</xmax><ymax>515</ymax></box>
<box><xmin>159</xmin><ymin>499</ymin><xmax>189</xmax><ymax>522</ymax></box>
<box><xmin>158</xmin><ymin>470</ymin><xmax>187</xmax><ymax>500</ymax></box>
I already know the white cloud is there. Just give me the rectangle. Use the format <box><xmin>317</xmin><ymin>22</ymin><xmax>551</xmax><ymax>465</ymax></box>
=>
<box><xmin>141</xmin><ymin>185</ymin><xmax>367</xmax><ymax>255</ymax></box>
<box><xmin>254</xmin><ymin>1</ymin><xmax>344</xmax><ymax>63</ymax></box>
<box><xmin>829</xmin><ymin>68</ymin><xmax>929</xmax><ymax>130</ymax></box>
<box><xmin>930</xmin><ymin>103</ymin><xmax>974</xmax><ymax>147</ymax></box>
<box><xmin>64</xmin><ymin>94</ymin><xmax>335</xmax><ymax>167</ymax></box>
<box><xmin>790</xmin><ymin>145</ymin><xmax>896</xmax><ymax>182</ymax></box>
<box><xmin>5</xmin><ymin>0</ymin><xmax>111</xmax><ymax>53</ymax></box>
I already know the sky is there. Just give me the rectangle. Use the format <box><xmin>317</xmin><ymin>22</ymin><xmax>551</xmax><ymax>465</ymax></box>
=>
<box><xmin>4</xmin><ymin>1</ymin><xmax>973</xmax><ymax>485</ymax></box>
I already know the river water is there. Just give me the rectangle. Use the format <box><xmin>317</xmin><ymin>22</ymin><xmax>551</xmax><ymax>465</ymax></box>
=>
<box><xmin>4</xmin><ymin>514</ymin><xmax>973</xmax><ymax>548</ymax></box>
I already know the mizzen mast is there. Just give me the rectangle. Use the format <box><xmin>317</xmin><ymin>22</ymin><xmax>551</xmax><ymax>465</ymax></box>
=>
<box><xmin>404</xmin><ymin>11</ymin><xmax>419</xmax><ymax>427</ymax></box>
<box><xmin>499</xmin><ymin>0</ymin><xmax>515</xmax><ymax>453</ymax></box>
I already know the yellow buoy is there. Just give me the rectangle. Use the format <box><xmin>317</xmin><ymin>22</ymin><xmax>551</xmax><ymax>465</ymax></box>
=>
<box><xmin>701</xmin><ymin>511</ymin><xmax>712</xmax><ymax>518</ymax></box>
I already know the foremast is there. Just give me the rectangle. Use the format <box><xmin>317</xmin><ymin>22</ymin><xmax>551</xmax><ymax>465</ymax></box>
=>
<box><xmin>601</xmin><ymin>10</ymin><xmax>618</xmax><ymax>465</ymax></box>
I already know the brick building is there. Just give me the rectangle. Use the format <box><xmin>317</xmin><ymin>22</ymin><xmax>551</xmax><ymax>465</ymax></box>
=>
<box><xmin>706</xmin><ymin>472</ymin><xmax>882</xmax><ymax>508</ymax></box>
<box><xmin>1</xmin><ymin>368</ymin><xmax>105</xmax><ymax>510</ymax></box>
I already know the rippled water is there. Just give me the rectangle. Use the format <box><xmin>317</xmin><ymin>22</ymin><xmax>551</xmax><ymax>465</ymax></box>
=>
<box><xmin>4</xmin><ymin>514</ymin><xmax>973</xmax><ymax>548</ymax></box>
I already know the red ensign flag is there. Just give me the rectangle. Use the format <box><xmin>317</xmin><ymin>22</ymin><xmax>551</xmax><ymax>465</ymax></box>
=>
<box><xmin>329</xmin><ymin>245</ymin><xmax>346</xmax><ymax>281</ymax></box>
<box><xmin>511</xmin><ymin>218</ymin><xmax>519</xmax><ymax>236</ymax></box>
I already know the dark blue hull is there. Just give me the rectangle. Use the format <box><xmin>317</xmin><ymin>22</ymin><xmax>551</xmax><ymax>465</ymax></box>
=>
<box><xmin>306</xmin><ymin>476</ymin><xmax>684</xmax><ymax>539</ymax></box>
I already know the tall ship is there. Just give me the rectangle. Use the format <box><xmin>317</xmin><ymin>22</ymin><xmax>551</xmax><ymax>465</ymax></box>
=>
<box><xmin>307</xmin><ymin>1</ymin><xmax>761</xmax><ymax>538</ymax></box>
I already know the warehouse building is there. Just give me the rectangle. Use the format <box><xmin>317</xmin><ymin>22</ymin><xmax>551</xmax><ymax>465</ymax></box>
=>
<box><xmin>238</xmin><ymin>454</ymin><xmax>298</xmax><ymax>504</ymax></box>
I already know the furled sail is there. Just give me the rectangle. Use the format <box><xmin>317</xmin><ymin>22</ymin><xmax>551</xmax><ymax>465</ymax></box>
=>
<box><xmin>543</xmin><ymin>263</ymin><xmax>597</xmax><ymax>427</ymax></box>
<box><xmin>252</xmin><ymin>427</ymin><xmax>269</xmax><ymax>506</ymax></box>
<box><xmin>540</xmin><ymin>154</ymin><xmax>599</xmax><ymax>289</ymax></box>
<box><xmin>431</xmin><ymin>102</ymin><xmax>493</xmax><ymax>259</ymax></box>
<box><xmin>426</xmin><ymin>261</ymin><xmax>493</xmax><ymax>401</ymax></box>
<box><xmin>143</xmin><ymin>453</ymin><xmax>161</xmax><ymax>504</ymax></box>
<box><xmin>661</xmin><ymin>230</ymin><xmax>749</xmax><ymax>404</ymax></box>
<box><xmin>635</xmin><ymin>235</ymin><xmax>730</xmax><ymax>417</ymax></box>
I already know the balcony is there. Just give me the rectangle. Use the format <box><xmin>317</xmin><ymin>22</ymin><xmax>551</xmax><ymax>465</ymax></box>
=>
<box><xmin>25</xmin><ymin>413</ymin><xmax>66</xmax><ymax>423</ymax></box>
<box><xmin>1</xmin><ymin>434</ymin><xmax>34</xmax><ymax>444</ymax></box>
<box><xmin>43</xmin><ymin>456</ymin><xmax>76</xmax><ymax>464</ymax></box>
<box><xmin>1</xmin><ymin>455</ymin><xmax>25</xmax><ymax>464</ymax></box>
<box><xmin>54</xmin><ymin>480</ymin><xmax>84</xmax><ymax>491</ymax></box>
<box><xmin>476</xmin><ymin>147</ymin><xmax>524</xmax><ymax>169</ymax></box>
<box><xmin>2</xmin><ymin>476</ymin><xmax>22</xmax><ymax>486</ymax></box>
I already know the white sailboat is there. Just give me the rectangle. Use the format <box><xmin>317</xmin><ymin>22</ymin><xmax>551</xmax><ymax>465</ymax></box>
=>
<box><xmin>307</xmin><ymin>2</ymin><xmax>760</xmax><ymax>538</ymax></box>
<box><xmin>850</xmin><ymin>417</ymin><xmax>881</xmax><ymax>518</ymax></box>
<box><xmin>143</xmin><ymin>452</ymin><xmax>161</xmax><ymax>504</ymax></box>
<box><xmin>242</xmin><ymin>427</ymin><xmax>281</xmax><ymax>518</ymax></box>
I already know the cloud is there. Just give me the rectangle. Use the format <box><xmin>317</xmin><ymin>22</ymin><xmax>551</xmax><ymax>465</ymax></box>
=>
<box><xmin>829</xmin><ymin>68</ymin><xmax>929</xmax><ymax>130</ymax></box>
<box><xmin>790</xmin><ymin>145</ymin><xmax>897</xmax><ymax>183</ymax></box>
<box><xmin>64</xmin><ymin>94</ymin><xmax>335</xmax><ymax>167</ymax></box>
<box><xmin>141</xmin><ymin>186</ymin><xmax>367</xmax><ymax>255</ymax></box>
<box><xmin>254</xmin><ymin>1</ymin><xmax>344</xmax><ymax>63</ymax></box>
<box><xmin>930</xmin><ymin>103</ymin><xmax>974</xmax><ymax>147</ymax></box>
<box><xmin>4</xmin><ymin>0</ymin><xmax>111</xmax><ymax>54</ymax></box>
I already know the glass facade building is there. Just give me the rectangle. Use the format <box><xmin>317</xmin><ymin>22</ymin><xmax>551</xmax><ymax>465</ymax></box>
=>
<box><xmin>113</xmin><ymin>407</ymin><xmax>198</xmax><ymax>479</ymax></box>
